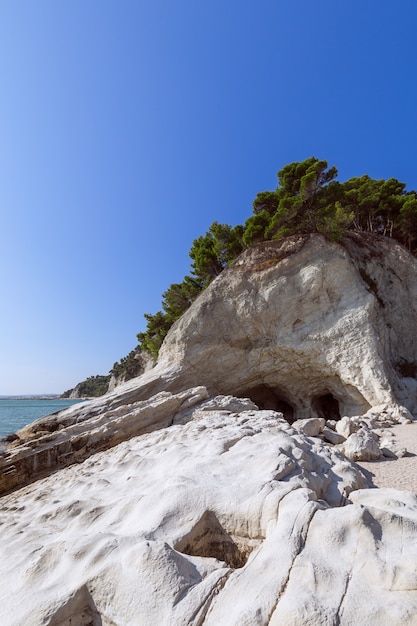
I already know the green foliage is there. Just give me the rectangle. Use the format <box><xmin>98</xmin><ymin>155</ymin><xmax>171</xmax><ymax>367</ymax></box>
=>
<box><xmin>242</xmin><ymin>158</ymin><xmax>416</xmax><ymax>251</ymax></box>
<box><xmin>189</xmin><ymin>222</ymin><xmax>244</xmax><ymax>287</ymax></box>
<box><xmin>319</xmin><ymin>202</ymin><xmax>355</xmax><ymax>240</ymax></box>
<box><xmin>242</xmin><ymin>211</ymin><xmax>271</xmax><ymax>247</ymax></box>
<box><xmin>135</xmin><ymin>223</ymin><xmax>245</xmax><ymax>358</ymax></box>
<box><xmin>162</xmin><ymin>278</ymin><xmax>201</xmax><ymax>319</ymax></box>
<box><xmin>134</xmin><ymin>276</ymin><xmax>204</xmax><ymax>358</ymax></box>
<box><xmin>111</xmin><ymin>346</ymin><xmax>148</xmax><ymax>381</ymax></box>
<box><xmin>120</xmin><ymin>156</ymin><xmax>417</xmax><ymax>364</ymax></box>
<box><xmin>137</xmin><ymin>311</ymin><xmax>173</xmax><ymax>358</ymax></box>
<box><xmin>252</xmin><ymin>191</ymin><xmax>279</xmax><ymax>216</ymax></box>
<box><xmin>398</xmin><ymin>194</ymin><xmax>417</xmax><ymax>250</ymax></box>
<box><xmin>341</xmin><ymin>175</ymin><xmax>405</xmax><ymax>234</ymax></box>
<box><xmin>250</xmin><ymin>158</ymin><xmax>342</xmax><ymax>241</ymax></box>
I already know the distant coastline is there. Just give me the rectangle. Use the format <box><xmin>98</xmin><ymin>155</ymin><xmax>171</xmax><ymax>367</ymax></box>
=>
<box><xmin>0</xmin><ymin>395</ymin><xmax>92</xmax><ymax>401</ymax></box>
<box><xmin>0</xmin><ymin>395</ymin><xmax>61</xmax><ymax>400</ymax></box>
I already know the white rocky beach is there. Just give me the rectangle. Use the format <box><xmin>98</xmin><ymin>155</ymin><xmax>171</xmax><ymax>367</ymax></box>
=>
<box><xmin>2</xmin><ymin>233</ymin><xmax>417</xmax><ymax>625</ymax></box>
<box><xmin>1</xmin><ymin>397</ymin><xmax>417</xmax><ymax>626</ymax></box>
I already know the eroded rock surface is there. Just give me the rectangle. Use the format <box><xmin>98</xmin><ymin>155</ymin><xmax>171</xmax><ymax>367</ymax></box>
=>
<box><xmin>158</xmin><ymin>233</ymin><xmax>417</xmax><ymax>418</ymax></box>
<box><xmin>1</xmin><ymin>406</ymin><xmax>417</xmax><ymax>625</ymax></box>
<box><xmin>2</xmin><ymin>233</ymin><xmax>417</xmax><ymax>494</ymax></box>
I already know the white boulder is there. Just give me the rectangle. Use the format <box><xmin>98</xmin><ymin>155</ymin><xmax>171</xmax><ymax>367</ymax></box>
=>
<box><xmin>322</xmin><ymin>426</ymin><xmax>346</xmax><ymax>445</ymax></box>
<box><xmin>337</xmin><ymin>427</ymin><xmax>382</xmax><ymax>461</ymax></box>
<box><xmin>292</xmin><ymin>417</ymin><xmax>325</xmax><ymax>437</ymax></box>
<box><xmin>380</xmin><ymin>437</ymin><xmax>408</xmax><ymax>458</ymax></box>
<box><xmin>336</xmin><ymin>415</ymin><xmax>358</xmax><ymax>439</ymax></box>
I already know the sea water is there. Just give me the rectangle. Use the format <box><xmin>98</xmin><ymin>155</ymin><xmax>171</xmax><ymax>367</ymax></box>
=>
<box><xmin>0</xmin><ymin>398</ymin><xmax>84</xmax><ymax>439</ymax></box>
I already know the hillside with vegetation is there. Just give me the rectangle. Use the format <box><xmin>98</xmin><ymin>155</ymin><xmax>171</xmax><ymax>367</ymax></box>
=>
<box><xmin>61</xmin><ymin>375</ymin><xmax>111</xmax><ymax>398</ymax></box>
<box><xmin>70</xmin><ymin>157</ymin><xmax>417</xmax><ymax>393</ymax></box>
<box><xmin>128</xmin><ymin>157</ymin><xmax>417</xmax><ymax>359</ymax></box>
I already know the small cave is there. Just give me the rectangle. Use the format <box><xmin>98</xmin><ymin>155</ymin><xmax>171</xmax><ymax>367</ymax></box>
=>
<box><xmin>311</xmin><ymin>393</ymin><xmax>341</xmax><ymax>421</ymax></box>
<box><xmin>174</xmin><ymin>510</ymin><xmax>255</xmax><ymax>569</ymax></box>
<box><xmin>238</xmin><ymin>386</ymin><xmax>295</xmax><ymax>423</ymax></box>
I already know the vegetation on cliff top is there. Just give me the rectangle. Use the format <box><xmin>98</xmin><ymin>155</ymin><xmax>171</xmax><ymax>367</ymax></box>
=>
<box><xmin>62</xmin><ymin>375</ymin><xmax>111</xmax><ymax>398</ymax></box>
<box><xmin>75</xmin><ymin>156</ymin><xmax>417</xmax><ymax>392</ymax></box>
<box><xmin>128</xmin><ymin>157</ymin><xmax>417</xmax><ymax>360</ymax></box>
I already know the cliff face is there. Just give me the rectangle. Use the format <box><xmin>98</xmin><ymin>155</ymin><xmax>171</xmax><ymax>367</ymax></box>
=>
<box><xmin>157</xmin><ymin>232</ymin><xmax>417</xmax><ymax>418</ymax></box>
<box><xmin>1</xmin><ymin>233</ymin><xmax>417</xmax><ymax>495</ymax></box>
<box><xmin>2</xmin><ymin>234</ymin><xmax>417</xmax><ymax>625</ymax></box>
<box><xmin>107</xmin><ymin>349</ymin><xmax>155</xmax><ymax>392</ymax></box>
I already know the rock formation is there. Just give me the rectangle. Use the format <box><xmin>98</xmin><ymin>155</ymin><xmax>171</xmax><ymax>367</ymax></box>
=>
<box><xmin>2</xmin><ymin>232</ymin><xmax>417</xmax><ymax>492</ymax></box>
<box><xmin>2</xmin><ymin>233</ymin><xmax>417</xmax><ymax>624</ymax></box>
<box><xmin>55</xmin><ymin>232</ymin><xmax>417</xmax><ymax>423</ymax></box>
<box><xmin>1</xmin><ymin>401</ymin><xmax>417</xmax><ymax>625</ymax></box>
<box><xmin>156</xmin><ymin>232</ymin><xmax>417</xmax><ymax>418</ymax></box>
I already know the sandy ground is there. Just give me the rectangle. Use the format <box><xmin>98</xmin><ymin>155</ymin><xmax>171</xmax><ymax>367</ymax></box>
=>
<box><xmin>357</xmin><ymin>422</ymin><xmax>417</xmax><ymax>495</ymax></box>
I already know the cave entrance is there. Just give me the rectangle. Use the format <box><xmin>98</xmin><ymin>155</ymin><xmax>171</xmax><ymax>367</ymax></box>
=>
<box><xmin>311</xmin><ymin>393</ymin><xmax>341</xmax><ymax>421</ymax></box>
<box><xmin>238</xmin><ymin>386</ymin><xmax>295</xmax><ymax>423</ymax></box>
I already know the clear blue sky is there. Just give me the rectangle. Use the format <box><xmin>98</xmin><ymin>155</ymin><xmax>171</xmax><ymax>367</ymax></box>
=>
<box><xmin>1</xmin><ymin>1</ymin><xmax>417</xmax><ymax>394</ymax></box>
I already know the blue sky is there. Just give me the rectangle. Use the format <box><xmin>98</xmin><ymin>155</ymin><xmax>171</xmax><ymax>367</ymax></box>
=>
<box><xmin>1</xmin><ymin>1</ymin><xmax>417</xmax><ymax>394</ymax></box>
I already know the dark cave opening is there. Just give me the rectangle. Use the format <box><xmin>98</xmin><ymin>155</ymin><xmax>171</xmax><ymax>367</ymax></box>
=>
<box><xmin>239</xmin><ymin>386</ymin><xmax>295</xmax><ymax>423</ymax></box>
<box><xmin>311</xmin><ymin>393</ymin><xmax>341</xmax><ymax>421</ymax></box>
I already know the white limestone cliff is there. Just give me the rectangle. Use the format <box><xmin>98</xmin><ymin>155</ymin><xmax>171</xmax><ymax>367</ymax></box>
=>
<box><xmin>157</xmin><ymin>232</ymin><xmax>417</xmax><ymax>418</ymax></box>
<box><xmin>2</xmin><ymin>233</ymin><xmax>417</xmax><ymax>624</ymax></box>
<box><xmin>3</xmin><ymin>233</ymin><xmax>417</xmax><ymax>493</ymax></box>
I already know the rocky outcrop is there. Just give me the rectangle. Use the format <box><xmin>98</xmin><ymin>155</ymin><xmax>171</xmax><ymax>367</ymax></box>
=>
<box><xmin>0</xmin><ymin>387</ymin><xmax>210</xmax><ymax>494</ymax></box>
<box><xmin>156</xmin><ymin>233</ymin><xmax>417</xmax><ymax>418</ymax></box>
<box><xmin>2</xmin><ymin>232</ymin><xmax>417</xmax><ymax>624</ymax></box>
<box><xmin>67</xmin><ymin>385</ymin><xmax>88</xmax><ymax>399</ymax></box>
<box><xmin>2</xmin><ymin>233</ymin><xmax>417</xmax><ymax>494</ymax></box>
<box><xmin>62</xmin><ymin>374</ymin><xmax>111</xmax><ymax>399</ymax></box>
<box><xmin>1</xmin><ymin>404</ymin><xmax>417</xmax><ymax>625</ymax></box>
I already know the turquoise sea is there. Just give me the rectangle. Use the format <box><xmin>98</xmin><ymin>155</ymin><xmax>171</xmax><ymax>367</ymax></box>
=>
<box><xmin>0</xmin><ymin>398</ymin><xmax>84</xmax><ymax>439</ymax></box>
